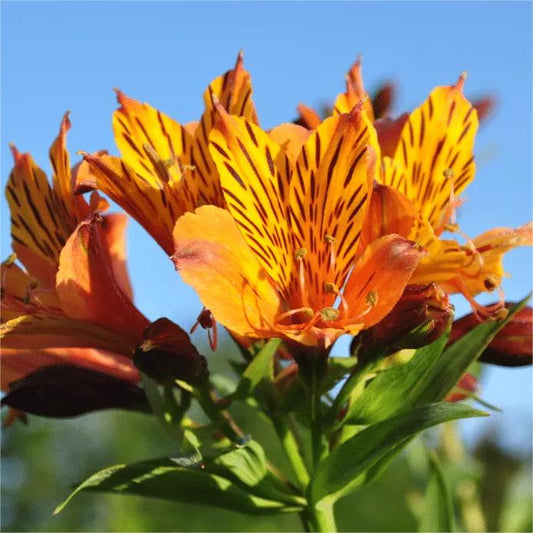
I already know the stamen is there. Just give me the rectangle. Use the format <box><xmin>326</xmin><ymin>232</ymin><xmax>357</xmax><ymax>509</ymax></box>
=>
<box><xmin>143</xmin><ymin>143</ymin><xmax>171</xmax><ymax>184</ymax></box>
<box><xmin>325</xmin><ymin>234</ymin><xmax>336</xmax><ymax>272</ymax></box>
<box><xmin>190</xmin><ymin>308</ymin><xmax>218</xmax><ymax>350</ymax></box>
<box><xmin>274</xmin><ymin>307</ymin><xmax>314</xmax><ymax>330</ymax></box>
<box><xmin>294</xmin><ymin>248</ymin><xmax>309</xmax><ymax>308</ymax></box>
<box><xmin>366</xmin><ymin>290</ymin><xmax>378</xmax><ymax>307</ymax></box>
<box><xmin>452</xmin><ymin>280</ymin><xmax>505</xmax><ymax>321</ymax></box>
<box><xmin>320</xmin><ymin>307</ymin><xmax>340</xmax><ymax>322</ymax></box>
<box><xmin>324</xmin><ymin>282</ymin><xmax>349</xmax><ymax>320</ymax></box>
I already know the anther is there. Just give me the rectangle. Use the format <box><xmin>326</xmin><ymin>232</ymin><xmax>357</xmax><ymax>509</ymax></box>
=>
<box><xmin>143</xmin><ymin>143</ymin><xmax>171</xmax><ymax>184</ymax></box>
<box><xmin>320</xmin><ymin>307</ymin><xmax>340</xmax><ymax>322</ymax></box>
<box><xmin>483</xmin><ymin>275</ymin><xmax>498</xmax><ymax>291</ymax></box>
<box><xmin>190</xmin><ymin>308</ymin><xmax>218</xmax><ymax>351</ymax></box>
<box><xmin>294</xmin><ymin>248</ymin><xmax>307</xmax><ymax>260</ymax></box>
<box><xmin>443</xmin><ymin>168</ymin><xmax>455</xmax><ymax>179</ymax></box>
<box><xmin>324</xmin><ymin>234</ymin><xmax>336</xmax><ymax>244</ymax></box>
<box><xmin>324</xmin><ymin>282</ymin><xmax>338</xmax><ymax>294</ymax></box>
<box><xmin>366</xmin><ymin>290</ymin><xmax>378</xmax><ymax>307</ymax></box>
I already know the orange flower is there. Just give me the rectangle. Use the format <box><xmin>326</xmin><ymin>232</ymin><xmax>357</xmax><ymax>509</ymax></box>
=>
<box><xmin>173</xmin><ymin>102</ymin><xmax>423</xmax><ymax>349</ymax></box>
<box><xmin>299</xmin><ymin>60</ymin><xmax>532</xmax><ymax>319</ymax></box>
<box><xmin>1</xmin><ymin>117</ymin><xmax>146</xmax><ymax>392</ymax></box>
<box><xmin>78</xmin><ymin>52</ymin><xmax>259</xmax><ymax>256</ymax></box>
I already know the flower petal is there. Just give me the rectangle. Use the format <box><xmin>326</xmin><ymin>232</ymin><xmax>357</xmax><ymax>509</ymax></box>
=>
<box><xmin>1</xmin><ymin>315</ymin><xmax>139</xmax><ymax>389</ymax></box>
<box><xmin>268</xmin><ymin>123</ymin><xmax>311</xmax><ymax>162</ymax></box>
<box><xmin>384</xmin><ymin>75</ymin><xmax>478</xmax><ymax>231</ymax></box>
<box><xmin>113</xmin><ymin>90</ymin><xmax>190</xmax><ymax>189</ymax></box>
<box><xmin>209</xmin><ymin>105</ymin><xmax>293</xmax><ymax>299</ymax></box>
<box><xmin>56</xmin><ymin>213</ymin><xmax>148</xmax><ymax>340</ymax></box>
<box><xmin>359</xmin><ymin>183</ymin><xmax>417</xmax><ymax>250</ymax></box>
<box><xmin>344</xmin><ymin>235</ymin><xmax>424</xmax><ymax>329</ymax></box>
<box><xmin>173</xmin><ymin>206</ymin><xmax>283</xmax><ymax>339</ymax></box>
<box><xmin>80</xmin><ymin>152</ymin><xmax>182</xmax><ymax>255</ymax></box>
<box><xmin>332</xmin><ymin>58</ymin><xmax>374</xmax><ymax>121</ymax></box>
<box><xmin>1</xmin><ymin>259</ymin><xmax>62</xmax><ymax>321</ymax></box>
<box><xmin>413</xmin><ymin>223</ymin><xmax>533</xmax><ymax>298</ymax></box>
<box><xmin>183</xmin><ymin>52</ymin><xmax>259</xmax><ymax>209</ymax></box>
<box><xmin>290</xmin><ymin>104</ymin><xmax>379</xmax><ymax>308</ymax></box>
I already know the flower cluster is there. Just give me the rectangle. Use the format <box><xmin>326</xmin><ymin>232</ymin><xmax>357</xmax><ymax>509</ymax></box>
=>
<box><xmin>1</xmin><ymin>54</ymin><xmax>531</xmax><ymax>421</ymax></box>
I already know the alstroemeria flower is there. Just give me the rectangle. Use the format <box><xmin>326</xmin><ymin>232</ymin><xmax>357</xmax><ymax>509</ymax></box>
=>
<box><xmin>300</xmin><ymin>61</ymin><xmax>532</xmax><ymax>319</ymax></box>
<box><xmin>1</xmin><ymin>117</ymin><xmax>145</xmax><ymax>397</ymax></box>
<box><xmin>78</xmin><ymin>53</ymin><xmax>259</xmax><ymax>256</ymax></box>
<box><xmin>173</xmin><ymin>102</ymin><xmax>423</xmax><ymax>349</ymax></box>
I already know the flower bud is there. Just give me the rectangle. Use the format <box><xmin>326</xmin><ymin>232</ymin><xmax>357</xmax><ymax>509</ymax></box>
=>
<box><xmin>449</xmin><ymin>305</ymin><xmax>532</xmax><ymax>367</ymax></box>
<box><xmin>134</xmin><ymin>318</ymin><xmax>208</xmax><ymax>384</ymax></box>
<box><xmin>445</xmin><ymin>372</ymin><xmax>478</xmax><ymax>402</ymax></box>
<box><xmin>364</xmin><ymin>283</ymin><xmax>453</xmax><ymax>351</ymax></box>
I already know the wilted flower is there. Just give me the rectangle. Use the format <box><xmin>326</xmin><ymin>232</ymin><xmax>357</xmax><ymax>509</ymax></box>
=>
<box><xmin>134</xmin><ymin>318</ymin><xmax>208</xmax><ymax>384</ymax></box>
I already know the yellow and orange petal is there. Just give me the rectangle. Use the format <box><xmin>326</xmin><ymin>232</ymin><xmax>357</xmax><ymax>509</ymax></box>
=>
<box><xmin>6</xmin><ymin>115</ymin><xmax>96</xmax><ymax>288</ymax></box>
<box><xmin>173</xmin><ymin>206</ymin><xmax>283</xmax><ymax>339</ymax></box>
<box><xmin>0</xmin><ymin>315</ymin><xmax>139</xmax><ymax>390</ymax></box>
<box><xmin>381</xmin><ymin>74</ymin><xmax>478</xmax><ymax>233</ymax></box>
<box><xmin>56</xmin><ymin>213</ymin><xmax>149</xmax><ymax>341</ymax></box>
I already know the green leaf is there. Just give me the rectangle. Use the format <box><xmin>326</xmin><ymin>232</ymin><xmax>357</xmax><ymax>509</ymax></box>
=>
<box><xmin>345</xmin><ymin>333</ymin><xmax>448</xmax><ymax>424</ymax></box>
<box><xmin>309</xmin><ymin>403</ymin><xmax>486</xmax><ymax>506</ymax></box>
<box><xmin>209</xmin><ymin>439</ymin><xmax>305</xmax><ymax>506</ymax></box>
<box><xmin>415</xmin><ymin>296</ymin><xmax>530</xmax><ymax>404</ymax></box>
<box><xmin>418</xmin><ymin>454</ymin><xmax>455</xmax><ymax>532</ymax></box>
<box><xmin>323</xmin><ymin>356</ymin><xmax>359</xmax><ymax>391</ymax></box>
<box><xmin>231</xmin><ymin>338</ymin><xmax>282</xmax><ymax>400</ymax></box>
<box><xmin>55</xmin><ymin>453</ymin><xmax>303</xmax><ymax>516</ymax></box>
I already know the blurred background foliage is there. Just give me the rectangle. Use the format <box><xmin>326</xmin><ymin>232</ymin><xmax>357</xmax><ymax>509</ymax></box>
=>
<box><xmin>1</xmin><ymin>338</ymin><xmax>531</xmax><ymax>532</ymax></box>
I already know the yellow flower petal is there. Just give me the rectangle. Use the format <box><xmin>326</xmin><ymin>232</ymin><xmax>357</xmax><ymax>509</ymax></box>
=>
<box><xmin>173</xmin><ymin>206</ymin><xmax>283</xmax><ymax>339</ymax></box>
<box><xmin>290</xmin><ymin>105</ymin><xmax>379</xmax><ymax>309</ymax></box>
<box><xmin>209</xmin><ymin>105</ymin><xmax>294</xmax><ymax>299</ymax></box>
<box><xmin>383</xmin><ymin>74</ymin><xmax>478</xmax><ymax>232</ymax></box>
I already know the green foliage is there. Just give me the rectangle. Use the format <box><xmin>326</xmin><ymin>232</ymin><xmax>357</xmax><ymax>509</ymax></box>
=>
<box><xmin>309</xmin><ymin>403</ymin><xmax>486</xmax><ymax>506</ymax></box>
<box><xmin>418</xmin><ymin>454</ymin><xmax>455</xmax><ymax>532</ymax></box>
<box><xmin>231</xmin><ymin>339</ymin><xmax>281</xmax><ymax>400</ymax></box>
<box><xmin>345</xmin><ymin>333</ymin><xmax>448</xmax><ymax>424</ymax></box>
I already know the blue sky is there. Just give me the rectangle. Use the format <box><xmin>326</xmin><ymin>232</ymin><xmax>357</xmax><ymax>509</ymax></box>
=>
<box><xmin>1</xmin><ymin>1</ymin><xmax>532</xmax><ymax>451</ymax></box>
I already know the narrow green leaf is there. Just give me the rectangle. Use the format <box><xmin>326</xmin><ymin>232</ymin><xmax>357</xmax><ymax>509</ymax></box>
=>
<box><xmin>55</xmin><ymin>455</ymin><xmax>302</xmax><ymax>516</ymax></box>
<box><xmin>415</xmin><ymin>296</ymin><xmax>530</xmax><ymax>404</ymax></box>
<box><xmin>345</xmin><ymin>333</ymin><xmax>448</xmax><ymax>424</ymax></box>
<box><xmin>418</xmin><ymin>454</ymin><xmax>455</xmax><ymax>532</ymax></box>
<box><xmin>309</xmin><ymin>403</ymin><xmax>486</xmax><ymax>506</ymax></box>
<box><xmin>231</xmin><ymin>338</ymin><xmax>282</xmax><ymax>400</ymax></box>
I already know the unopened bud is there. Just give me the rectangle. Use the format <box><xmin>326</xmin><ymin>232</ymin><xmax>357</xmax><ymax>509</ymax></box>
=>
<box><xmin>135</xmin><ymin>318</ymin><xmax>208</xmax><ymax>384</ymax></box>
<box><xmin>445</xmin><ymin>372</ymin><xmax>478</xmax><ymax>402</ymax></box>
<box><xmin>449</xmin><ymin>305</ymin><xmax>532</xmax><ymax>367</ymax></box>
<box><xmin>366</xmin><ymin>283</ymin><xmax>453</xmax><ymax>351</ymax></box>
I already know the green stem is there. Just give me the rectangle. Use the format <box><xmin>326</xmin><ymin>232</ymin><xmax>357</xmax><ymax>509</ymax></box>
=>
<box><xmin>309</xmin><ymin>362</ymin><xmax>328</xmax><ymax>466</ymax></box>
<box><xmin>194</xmin><ymin>381</ymin><xmax>243</xmax><ymax>441</ymax></box>
<box><xmin>272</xmin><ymin>416</ymin><xmax>310</xmax><ymax>491</ymax></box>
<box><xmin>325</xmin><ymin>351</ymin><xmax>386</xmax><ymax>433</ymax></box>
<box><xmin>308</xmin><ymin>501</ymin><xmax>337</xmax><ymax>532</ymax></box>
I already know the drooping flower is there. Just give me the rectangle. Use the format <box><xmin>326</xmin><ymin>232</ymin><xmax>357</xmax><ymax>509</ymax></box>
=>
<box><xmin>78</xmin><ymin>52</ymin><xmax>259</xmax><ymax>256</ymax></box>
<box><xmin>298</xmin><ymin>60</ymin><xmax>532</xmax><ymax>319</ymax></box>
<box><xmin>173</xmin><ymin>101</ymin><xmax>423</xmax><ymax>349</ymax></box>
<box><xmin>1</xmin><ymin>118</ymin><xmax>191</xmax><ymax>418</ymax></box>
